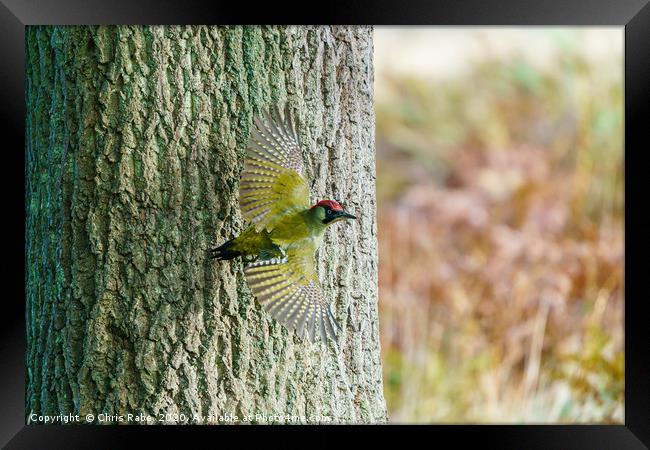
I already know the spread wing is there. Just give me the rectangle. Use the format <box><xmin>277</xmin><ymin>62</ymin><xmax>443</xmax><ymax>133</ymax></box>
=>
<box><xmin>239</xmin><ymin>106</ymin><xmax>310</xmax><ymax>232</ymax></box>
<box><xmin>244</xmin><ymin>241</ymin><xmax>339</xmax><ymax>343</ymax></box>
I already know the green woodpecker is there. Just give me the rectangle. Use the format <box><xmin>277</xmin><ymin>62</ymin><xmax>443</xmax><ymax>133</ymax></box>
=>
<box><xmin>209</xmin><ymin>106</ymin><xmax>356</xmax><ymax>344</ymax></box>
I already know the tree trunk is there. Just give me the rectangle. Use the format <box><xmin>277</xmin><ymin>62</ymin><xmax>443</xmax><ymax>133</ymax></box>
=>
<box><xmin>25</xmin><ymin>25</ymin><xmax>385</xmax><ymax>424</ymax></box>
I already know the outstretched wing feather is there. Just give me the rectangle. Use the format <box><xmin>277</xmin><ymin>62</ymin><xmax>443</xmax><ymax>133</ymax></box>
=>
<box><xmin>240</xmin><ymin>106</ymin><xmax>309</xmax><ymax>232</ymax></box>
<box><xmin>243</xmin><ymin>245</ymin><xmax>338</xmax><ymax>343</ymax></box>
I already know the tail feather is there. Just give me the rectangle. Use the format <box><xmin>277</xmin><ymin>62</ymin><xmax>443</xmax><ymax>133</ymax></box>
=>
<box><xmin>209</xmin><ymin>239</ymin><xmax>241</xmax><ymax>261</ymax></box>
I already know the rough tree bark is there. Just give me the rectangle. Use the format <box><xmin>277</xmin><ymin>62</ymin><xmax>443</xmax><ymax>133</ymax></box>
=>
<box><xmin>25</xmin><ymin>25</ymin><xmax>385</xmax><ymax>424</ymax></box>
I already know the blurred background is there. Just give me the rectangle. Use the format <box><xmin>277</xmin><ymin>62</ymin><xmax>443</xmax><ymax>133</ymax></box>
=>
<box><xmin>374</xmin><ymin>28</ymin><xmax>623</xmax><ymax>423</ymax></box>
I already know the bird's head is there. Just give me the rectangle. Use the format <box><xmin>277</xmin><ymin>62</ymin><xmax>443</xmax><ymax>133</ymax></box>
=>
<box><xmin>311</xmin><ymin>200</ymin><xmax>357</xmax><ymax>225</ymax></box>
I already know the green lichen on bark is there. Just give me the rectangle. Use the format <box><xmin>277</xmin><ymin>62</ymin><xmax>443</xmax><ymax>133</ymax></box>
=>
<box><xmin>26</xmin><ymin>25</ymin><xmax>386</xmax><ymax>424</ymax></box>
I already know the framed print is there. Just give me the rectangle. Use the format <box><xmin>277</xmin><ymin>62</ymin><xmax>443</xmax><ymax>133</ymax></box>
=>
<box><xmin>2</xmin><ymin>0</ymin><xmax>648</xmax><ymax>448</ymax></box>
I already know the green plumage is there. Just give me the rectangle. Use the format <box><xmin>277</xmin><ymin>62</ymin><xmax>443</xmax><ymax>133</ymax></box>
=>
<box><xmin>210</xmin><ymin>106</ymin><xmax>356</xmax><ymax>344</ymax></box>
<box><xmin>223</xmin><ymin>208</ymin><xmax>327</xmax><ymax>261</ymax></box>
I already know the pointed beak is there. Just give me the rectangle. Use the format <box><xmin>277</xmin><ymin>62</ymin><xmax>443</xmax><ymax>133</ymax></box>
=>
<box><xmin>339</xmin><ymin>211</ymin><xmax>357</xmax><ymax>220</ymax></box>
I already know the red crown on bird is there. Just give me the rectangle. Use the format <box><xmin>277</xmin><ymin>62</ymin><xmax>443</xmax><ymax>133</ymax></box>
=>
<box><xmin>312</xmin><ymin>200</ymin><xmax>344</xmax><ymax>211</ymax></box>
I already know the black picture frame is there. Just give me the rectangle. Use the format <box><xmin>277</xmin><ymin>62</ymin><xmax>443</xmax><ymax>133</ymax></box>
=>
<box><xmin>3</xmin><ymin>0</ymin><xmax>648</xmax><ymax>448</ymax></box>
